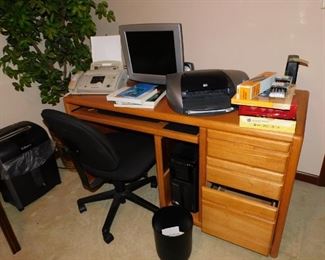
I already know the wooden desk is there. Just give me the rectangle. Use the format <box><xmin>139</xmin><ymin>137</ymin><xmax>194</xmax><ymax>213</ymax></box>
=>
<box><xmin>64</xmin><ymin>90</ymin><xmax>309</xmax><ymax>257</ymax></box>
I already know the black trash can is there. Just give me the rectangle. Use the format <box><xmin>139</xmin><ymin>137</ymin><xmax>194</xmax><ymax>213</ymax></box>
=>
<box><xmin>0</xmin><ymin>121</ymin><xmax>61</xmax><ymax>210</ymax></box>
<box><xmin>152</xmin><ymin>205</ymin><xmax>193</xmax><ymax>260</ymax></box>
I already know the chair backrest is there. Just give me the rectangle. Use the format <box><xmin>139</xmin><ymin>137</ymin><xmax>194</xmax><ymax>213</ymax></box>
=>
<box><xmin>41</xmin><ymin>109</ymin><xmax>120</xmax><ymax>181</ymax></box>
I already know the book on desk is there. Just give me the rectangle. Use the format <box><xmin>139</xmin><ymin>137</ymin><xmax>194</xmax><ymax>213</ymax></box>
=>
<box><xmin>106</xmin><ymin>82</ymin><xmax>159</xmax><ymax>105</ymax></box>
<box><xmin>231</xmin><ymin>85</ymin><xmax>295</xmax><ymax>110</ymax></box>
<box><xmin>109</xmin><ymin>84</ymin><xmax>166</xmax><ymax>109</ymax></box>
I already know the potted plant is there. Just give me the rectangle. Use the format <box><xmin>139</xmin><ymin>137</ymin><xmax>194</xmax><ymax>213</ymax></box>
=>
<box><xmin>0</xmin><ymin>0</ymin><xmax>115</xmax><ymax>105</ymax></box>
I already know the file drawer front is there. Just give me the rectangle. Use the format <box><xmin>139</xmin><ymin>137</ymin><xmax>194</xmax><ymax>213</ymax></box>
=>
<box><xmin>202</xmin><ymin>186</ymin><xmax>277</xmax><ymax>255</ymax></box>
<box><xmin>207</xmin><ymin>157</ymin><xmax>284</xmax><ymax>200</ymax></box>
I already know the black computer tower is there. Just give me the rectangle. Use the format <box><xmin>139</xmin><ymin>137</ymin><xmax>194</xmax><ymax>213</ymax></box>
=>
<box><xmin>0</xmin><ymin>121</ymin><xmax>61</xmax><ymax>210</ymax></box>
<box><xmin>170</xmin><ymin>141</ymin><xmax>198</xmax><ymax>212</ymax></box>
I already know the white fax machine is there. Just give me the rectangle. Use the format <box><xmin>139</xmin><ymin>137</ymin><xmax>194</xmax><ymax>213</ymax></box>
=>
<box><xmin>68</xmin><ymin>61</ymin><xmax>128</xmax><ymax>95</ymax></box>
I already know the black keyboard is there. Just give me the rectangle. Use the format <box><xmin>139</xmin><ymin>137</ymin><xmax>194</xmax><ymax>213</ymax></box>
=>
<box><xmin>97</xmin><ymin>110</ymin><xmax>160</xmax><ymax>123</ymax></box>
<box><xmin>163</xmin><ymin>122</ymin><xmax>199</xmax><ymax>135</ymax></box>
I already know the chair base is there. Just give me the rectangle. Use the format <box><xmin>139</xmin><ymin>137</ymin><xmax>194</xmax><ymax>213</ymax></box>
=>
<box><xmin>77</xmin><ymin>175</ymin><xmax>159</xmax><ymax>244</ymax></box>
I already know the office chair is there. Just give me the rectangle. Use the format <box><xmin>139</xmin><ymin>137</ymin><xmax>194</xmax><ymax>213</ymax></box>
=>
<box><xmin>41</xmin><ymin>109</ymin><xmax>159</xmax><ymax>244</ymax></box>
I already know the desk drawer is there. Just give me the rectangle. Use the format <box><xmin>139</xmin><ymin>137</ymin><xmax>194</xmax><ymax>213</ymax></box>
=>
<box><xmin>207</xmin><ymin>157</ymin><xmax>284</xmax><ymax>200</ymax></box>
<box><xmin>202</xmin><ymin>186</ymin><xmax>277</xmax><ymax>255</ymax></box>
<box><xmin>207</xmin><ymin>130</ymin><xmax>291</xmax><ymax>153</ymax></box>
<box><xmin>207</xmin><ymin>130</ymin><xmax>290</xmax><ymax>173</ymax></box>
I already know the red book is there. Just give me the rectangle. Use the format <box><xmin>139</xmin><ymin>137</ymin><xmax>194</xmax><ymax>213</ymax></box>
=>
<box><xmin>238</xmin><ymin>95</ymin><xmax>298</xmax><ymax>120</ymax></box>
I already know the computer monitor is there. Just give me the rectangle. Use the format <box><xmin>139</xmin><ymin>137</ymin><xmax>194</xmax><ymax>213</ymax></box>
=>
<box><xmin>119</xmin><ymin>23</ymin><xmax>184</xmax><ymax>85</ymax></box>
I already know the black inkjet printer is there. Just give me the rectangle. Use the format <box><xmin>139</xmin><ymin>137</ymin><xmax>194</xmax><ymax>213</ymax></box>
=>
<box><xmin>166</xmin><ymin>69</ymin><xmax>248</xmax><ymax>115</ymax></box>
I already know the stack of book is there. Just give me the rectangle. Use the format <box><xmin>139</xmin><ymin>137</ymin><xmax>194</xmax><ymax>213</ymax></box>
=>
<box><xmin>231</xmin><ymin>74</ymin><xmax>297</xmax><ymax>134</ymax></box>
<box><xmin>106</xmin><ymin>83</ymin><xmax>166</xmax><ymax>109</ymax></box>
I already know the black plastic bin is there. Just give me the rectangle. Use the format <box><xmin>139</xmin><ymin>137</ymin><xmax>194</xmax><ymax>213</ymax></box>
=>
<box><xmin>0</xmin><ymin>121</ymin><xmax>61</xmax><ymax>210</ymax></box>
<box><xmin>152</xmin><ymin>206</ymin><xmax>193</xmax><ymax>260</ymax></box>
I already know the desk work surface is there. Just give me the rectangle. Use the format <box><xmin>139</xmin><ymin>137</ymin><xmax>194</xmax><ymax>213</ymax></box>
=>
<box><xmin>64</xmin><ymin>89</ymin><xmax>308</xmax><ymax>141</ymax></box>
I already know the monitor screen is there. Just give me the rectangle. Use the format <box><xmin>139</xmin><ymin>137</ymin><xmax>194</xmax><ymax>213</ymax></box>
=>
<box><xmin>119</xmin><ymin>23</ymin><xmax>184</xmax><ymax>85</ymax></box>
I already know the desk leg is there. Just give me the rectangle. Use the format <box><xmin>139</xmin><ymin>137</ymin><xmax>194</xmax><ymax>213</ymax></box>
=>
<box><xmin>0</xmin><ymin>201</ymin><xmax>21</xmax><ymax>254</ymax></box>
<box><xmin>270</xmin><ymin>136</ymin><xmax>302</xmax><ymax>257</ymax></box>
<box><xmin>197</xmin><ymin>127</ymin><xmax>207</xmax><ymax>225</ymax></box>
<box><xmin>154</xmin><ymin>136</ymin><xmax>170</xmax><ymax>207</ymax></box>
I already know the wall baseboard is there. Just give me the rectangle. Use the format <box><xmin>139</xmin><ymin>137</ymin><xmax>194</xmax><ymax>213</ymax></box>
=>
<box><xmin>296</xmin><ymin>155</ymin><xmax>325</xmax><ymax>186</ymax></box>
<box><xmin>296</xmin><ymin>171</ymin><xmax>320</xmax><ymax>185</ymax></box>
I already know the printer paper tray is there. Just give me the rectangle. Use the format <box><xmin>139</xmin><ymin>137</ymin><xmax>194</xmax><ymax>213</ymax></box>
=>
<box><xmin>185</xmin><ymin>107</ymin><xmax>235</xmax><ymax>115</ymax></box>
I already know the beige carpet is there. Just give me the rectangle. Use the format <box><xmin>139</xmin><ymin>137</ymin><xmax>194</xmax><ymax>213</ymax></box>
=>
<box><xmin>1</xmin><ymin>165</ymin><xmax>325</xmax><ymax>260</ymax></box>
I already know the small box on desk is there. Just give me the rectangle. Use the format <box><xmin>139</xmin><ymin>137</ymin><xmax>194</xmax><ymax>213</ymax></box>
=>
<box><xmin>235</xmin><ymin>72</ymin><xmax>276</xmax><ymax>100</ymax></box>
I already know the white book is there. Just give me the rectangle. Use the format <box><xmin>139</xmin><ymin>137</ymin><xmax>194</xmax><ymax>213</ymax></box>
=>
<box><xmin>114</xmin><ymin>90</ymin><xmax>166</xmax><ymax>109</ymax></box>
<box><xmin>106</xmin><ymin>83</ymin><xmax>158</xmax><ymax>104</ymax></box>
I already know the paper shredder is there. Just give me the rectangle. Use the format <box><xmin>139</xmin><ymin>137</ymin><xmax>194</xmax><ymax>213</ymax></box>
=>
<box><xmin>0</xmin><ymin>121</ymin><xmax>61</xmax><ymax>210</ymax></box>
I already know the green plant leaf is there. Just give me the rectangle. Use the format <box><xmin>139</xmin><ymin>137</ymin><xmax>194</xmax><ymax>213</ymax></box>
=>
<box><xmin>0</xmin><ymin>0</ymin><xmax>115</xmax><ymax>105</ymax></box>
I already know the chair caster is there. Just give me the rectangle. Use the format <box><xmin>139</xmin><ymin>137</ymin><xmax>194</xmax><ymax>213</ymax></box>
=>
<box><xmin>77</xmin><ymin>201</ymin><xmax>87</xmax><ymax>213</ymax></box>
<box><xmin>150</xmin><ymin>178</ymin><xmax>157</xmax><ymax>188</ymax></box>
<box><xmin>103</xmin><ymin>230</ymin><xmax>114</xmax><ymax>244</ymax></box>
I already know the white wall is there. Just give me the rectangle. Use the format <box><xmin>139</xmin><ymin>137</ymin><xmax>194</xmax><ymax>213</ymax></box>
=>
<box><xmin>95</xmin><ymin>0</ymin><xmax>325</xmax><ymax>176</ymax></box>
<box><xmin>0</xmin><ymin>1</ymin><xmax>324</xmax><ymax>176</ymax></box>
<box><xmin>0</xmin><ymin>37</ymin><xmax>64</xmax><ymax>129</ymax></box>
